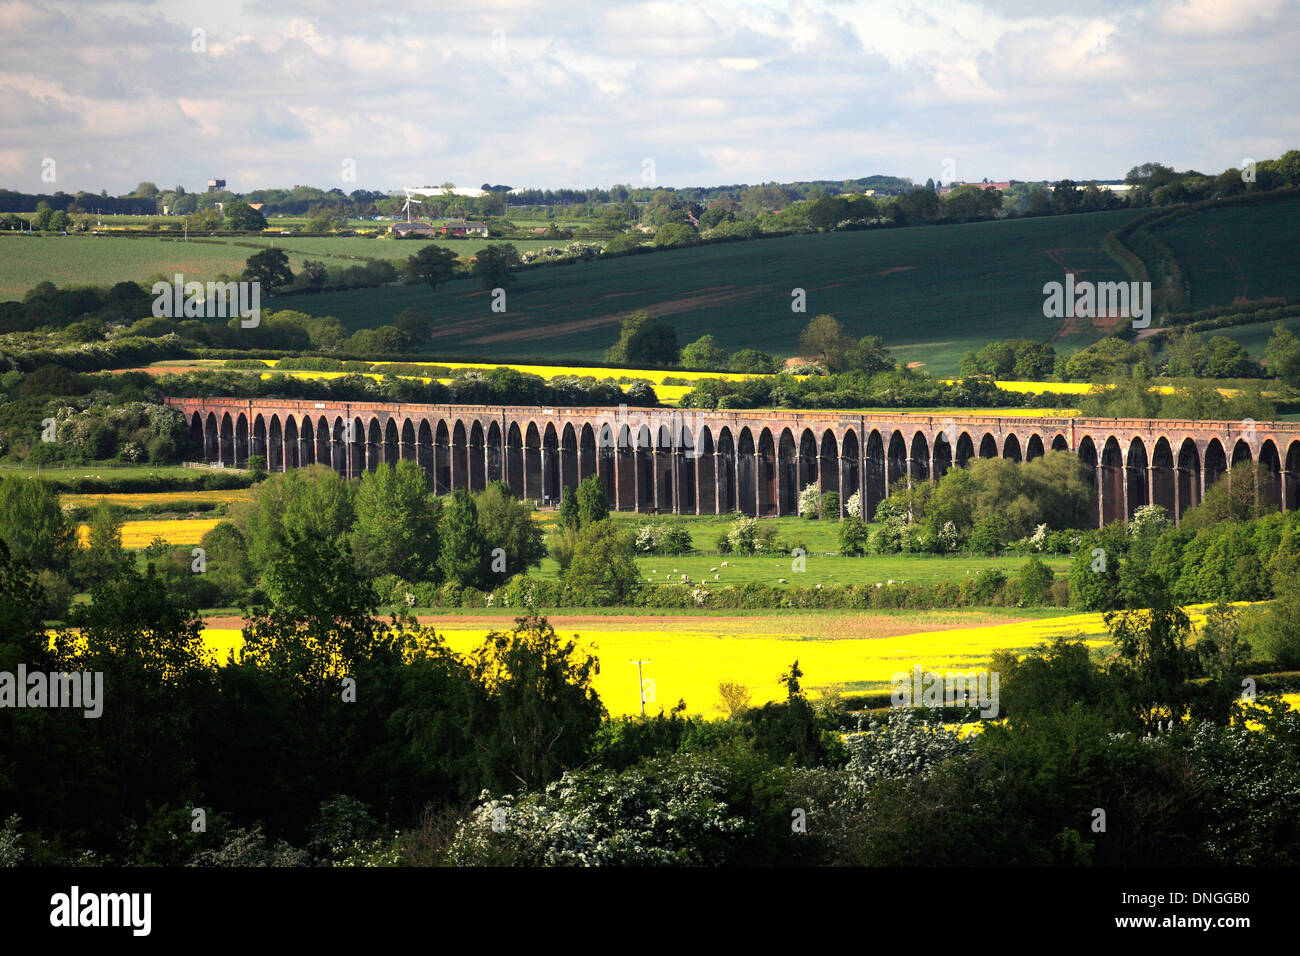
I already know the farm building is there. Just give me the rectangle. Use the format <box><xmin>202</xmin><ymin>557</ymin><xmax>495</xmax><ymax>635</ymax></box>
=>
<box><xmin>389</xmin><ymin>221</ymin><xmax>439</xmax><ymax>237</ymax></box>
<box><xmin>441</xmin><ymin>220</ymin><xmax>489</xmax><ymax>237</ymax></box>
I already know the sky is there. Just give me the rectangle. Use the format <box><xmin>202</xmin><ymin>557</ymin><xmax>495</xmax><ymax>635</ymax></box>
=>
<box><xmin>1</xmin><ymin>0</ymin><xmax>1297</xmax><ymax>195</ymax></box>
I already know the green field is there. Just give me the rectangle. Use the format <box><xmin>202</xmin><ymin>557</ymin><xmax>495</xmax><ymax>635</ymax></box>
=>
<box><xmin>1151</xmin><ymin>194</ymin><xmax>1300</xmax><ymax>310</ymax></box>
<box><xmin>287</xmin><ymin>209</ymin><xmax>1146</xmax><ymax>374</ymax></box>
<box><xmin>0</xmin><ymin>234</ymin><xmax>580</xmax><ymax>300</ymax></box>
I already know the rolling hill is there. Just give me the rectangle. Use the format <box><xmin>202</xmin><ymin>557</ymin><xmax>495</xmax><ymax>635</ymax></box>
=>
<box><xmin>290</xmin><ymin>209</ymin><xmax>1149</xmax><ymax>375</ymax></box>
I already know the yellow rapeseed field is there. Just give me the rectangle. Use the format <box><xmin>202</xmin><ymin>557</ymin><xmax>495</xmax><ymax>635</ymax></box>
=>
<box><xmin>198</xmin><ymin>611</ymin><xmax>1119</xmax><ymax>716</ymax></box>
<box><xmin>945</xmin><ymin>380</ymin><xmax>1252</xmax><ymax>399</ymax></box>
<box><xmin>61</xmin><ymin>489</ymin><xmax>252</xmax><ymax>509</ymax></box>
<box><xmin>78</xmin><ymin>518</ymin><xmax>222</xmax><ymax>549</ymax></box>
<box><xmin>363</xmin><ymin>360</ymin><xmax>771</xmax><ymax>386</ymax></box>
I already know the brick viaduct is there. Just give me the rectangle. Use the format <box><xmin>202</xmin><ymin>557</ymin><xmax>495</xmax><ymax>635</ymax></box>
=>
<box><xmin>165</xmin><ymin>397</ymin><xmax>1300</xmax><ymax>527</ymax></box>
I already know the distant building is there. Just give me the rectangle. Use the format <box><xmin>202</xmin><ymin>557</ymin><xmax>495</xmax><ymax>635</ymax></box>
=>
<box><xmin>939</xmin><ymin>181</ymin><xmax>1011</xmax><ymax>196</ymax></box>
<box><xmin>440</xmin><ymin>220</ymin><xmax>489</xmax><ymax>237</ymax></box>
<box><xmin>207</xmin><ymin>179</ymin><xmax>226</xmax><ymax>192</ymax></box>
<box><xmin>389</xmin><ymin>221</ymin><xmax>439</xmax><ymax>237</ymax></box>
<box><xmin>248</xmin><ymin>203</ymin><xmax>264</xmax><ymax>211</ymax></box>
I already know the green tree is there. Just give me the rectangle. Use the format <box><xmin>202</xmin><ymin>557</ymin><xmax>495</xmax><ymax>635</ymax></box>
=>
<box><xmin>1069</xmin><ymin>524</ymin><xmax>1126</xmax><ymax>611</ymax></box>
<box><xmin>224</xmin><ymin>202</ymin><xmax>267</xmax><ymax>231</ymax></box>
<box><xmin>437</xmin><ymin>489</ymin><xmax>489</xmax><ymax>588</ymax></box>
<box><xmin>728</xmin><ymin>349</ymin><xmax>779</xmax><ymax>374</ymax></box>
<box><xmin>300</xmin><ymin>259</ymin><xmax>327</xmax><ymax>291</ymax></box>
<box><xmin>838</xmin><ymin>514</ymin><xmax>870</xmax><ymax>556</ymax></box>
<box><xmin>243</xmin><ymin>248</ymin><xmax>294</xmax><ymax>293</ymax></box>
<box><xmin>72</xmin><ymin>498</ymin><xmax>130</xmax><ymax>590</ymax></box>
<box><xmin>404</xmin><ymin>244</ymin><xmax>459</xmax><ymax>292</ymax></box>
<box><xmin>605</xmin><ymin>310</ymin><xmax>680</xmax><ymax>367</ymax></box>
<box><xmin>471</xmin><ymin>244</ymin><xmax>520</xmax><ymax>290</ymax></box>
<box><xmin>475</xmin><ymin>481</ymin><xmax>547</xmax><ymax>585</ymax></box>
<box><xmin>0</xmin><ymin>476</ymin><xmax>75</xmax><ymax>572</ymax></box>
<box><xmin>558</xmin><ymin>485</ymin><xmax>580</xmax><ymax>529</ymax></box>
<box><xmin>466</xmin><ymin>614</ymin><xmax>605</xmax><ymax>790</ymax></box>
<box><xmin>576</xmin><ymin>474</ymin><xmax>610</xmax><ymax>527</ymax></box>
<box><xmin>1265</xmin><ymin>324</ymin><xmax>1300</xmax><ymax>388</ymax></box>
<box><xmin>1017</xmin><ymin>556</ymin><xmax>1055</xmax><ymax>605</ymax></box>
<box><xmin>565</xmin><ymin>519</ymin><xmax>640</xmax><ymax>604</ymax></box>
<box><xmin>351</xmin><ymin>460</ymin><xmax>440</xmax><ymax>581</ymax></box>
<box><xmin>798</xmin><ymin>314</ymin><xmax>855</xmax><ymax>372</ymax></box>
<box><xmin>1105</xmin><ymin>591</ymin><xmax>1196</xmax><ymax>732</ymax></box>
<box><xmin>679</xmin><ymin>334</ymin><xmax>728</xmax><ymax>370</ymax></box>
<box><xmin>239</xmin><ymin>465</ymin><xmax>356</xmax><ymax>573</ymax></box>
<box><xmin>1200</xmin><ymin>336</ymin><xmax>1260</xmax><ymax>378</ymax></box>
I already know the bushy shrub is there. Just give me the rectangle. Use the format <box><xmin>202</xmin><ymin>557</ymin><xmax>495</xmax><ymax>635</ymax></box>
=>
<box><xmin>798</xmin><ymin>484</ymin><xmax>821</xmax><ymax>519</ymax></box>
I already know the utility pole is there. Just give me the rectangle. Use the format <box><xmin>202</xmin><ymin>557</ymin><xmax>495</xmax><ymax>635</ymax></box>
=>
<box><xmin>631</xmin><ymin>659</ymin><xmax>651</xmax><ymax>716</ymax></box>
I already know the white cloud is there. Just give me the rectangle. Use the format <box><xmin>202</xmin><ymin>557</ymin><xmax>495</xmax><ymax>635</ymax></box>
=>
<box><xmin>0</xmin><ymin>0</ymin><xmax>1293</xmax><ymax>194</ymax></box>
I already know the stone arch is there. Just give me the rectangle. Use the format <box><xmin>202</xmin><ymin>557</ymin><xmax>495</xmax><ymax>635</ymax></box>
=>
<box><xmin>1259</xmin><ymin>439</ymin><xmax>1281</xmax><ymax>514</ymax></box>
<box><xmin>1177</xmin><ymin>438</ymin><xmax>1201</xmax><ymax>522</ymax></box>
<box><xmin>283</xmin><ymin>415</ymin><xmax>299</xmax><ymax>470</ymax></box>
<box><xmin>819</xmin><ymin>429</ymin><xmax>839</xmax><ymax>496</ymax></box>
<box><xmin>779</xmin><ymin>428</ymin><xmax>798</xmax><ymax>516</ymax></box>
<box><xmin>865</xmin><ymin>430</ymin><xmax>887</xmax><ymax>519</ymax></box>
<box><xmin>596</xmin><ymin>420</ymin><xmax>616</xmax><ymax>503</ymax></box>
<box><xmin>677</xmin><ymin>425</ymin><xmax>697</xmax><ymax>514</ymax></box>
<box><xmin>696</xmin><ymin>426</ymin><xmax>717</xmax><ymax>515</ymax></box>
<box><xmin>487</xmin><ymin>421</ymin><xmax>503</xmax><ymax>484</ymax></box>
<box><xmin>384</xmin><ymin>418</ymin><xmax>400</xmax><ymax>467</ymax></box>
<box><xmin>219</xmin><ymin>412</ymin><xmax>234</xmax><ymax>467</ymax></box>
<box><xmin>887</xmin><ymin>430</ymin><xmax>908</xmax><ymax>492</ymax></box>
<box><xmin>1077</xmin><ymin>435</ymin><xmax>1099</xmax><ymax>527</ymax></box>
<box><xmin>266</xmin><ymin>415</ymin><xmax>282</xmax><ymax>472</ymax></box>
<box><xmin>757</xmin><ymin>428</ymin><xmax>777</xmax><ymax>517</ymax></box>
<box><xmin>1002</xmin><ymin>432</ymin><xmax>1021</xmax><ymax>464</ymax></box>
<box><xmin>469</xmin><ymin>420</ymin><xmax>486</xmax><ymax>491</ymax></box>
<box><xmin>841</xmin><ymin>429</ymin><xmax>861</xmax><ymax>514</ymax></box>
<box><xmin>251</xmin><ymin>414</ymin><xmax>267</xmax><ymax>466</ymax></box>
<box><xmin>1100</xmin><ymin>436</ymin><xmax>1124</xmax><ymax>524</ymax></box>
<box><xmin>400</xmin><ymin>418</ymin><xmax>416</xmax><ymax>465</ymax></box>
<box><xmin>1204</xmin><ymin>438</ymin><xmax>1227</xmax><ymax>494</ymax></box>
<box><xmin>737</xmin><ymin>427</ymin><xmax>756</xmax><ymax>517</ymax></box>
<box><xmin>954</xmin><ymin>432</ymin><xmax>975</xmax><ymax>468</ymax></box>
<box><xmin>506</xmin><ymin>421</ymin><xmax>525</xmax><ymax>497</ymax></box>
<box><xmin>1151</xmin><ymin>437</ymin><xmax>1175</xmax><ymax>519</ymax></box>
<box><xmin>910</xmin><ymin>431</ymin><xmax>930</xmax><ymax>482</ymax></box>
<box><xmin>1287</xmin><ymin>441</ymin><xmax>1300</xmax><ymax>512</ymax></box>
<box><xmin>932</xmin><ymin>427</ymin><xmax>952</xmax><ymax>480</ymax></box>
<box><xmin>635</xmin><ymin>424</ymin><xmax>654</xmax><ymax>512</ymax></box>
<box><xmin>561</xmin><ymin>423</ymin><xmax>579</xmax><ymax>496</ymax></box>
<box><xmin>798</xmin><ymin>429</ymin><xmax>818</xmax><ymax>494</ymax></box>
<box><xmin>717</xmin><ymin>427</ymin><xmax>737</xmax><ymax>515</ymax></box>
<box><xmin>1051</xmin><ymin>433</ymin><xmax>1069</xmax><ymax>452</ymax></box>
<box><xmin>543</xmin><ymin>423</ymin><xmax>561</xmax><ymax>505</ymax></box>
<box><xmin>579</xmin><ymin>423</ymin><xmax>597</xmax><ymax>483</ymax></box>
<box><xmin>419</xmin><ymin>419</ymin><xmax>435</xmax><ymax>485</ymax></box>
<box><xmin>1025</xmin><ymin>433</ymin><xmax>1044</xmax><ymax>462</ymax></box>
<box><xmin>235</xmin><ymin>413</ymin><xmax>249</xmax><ymax>469</ymax></box>
<box><xmin>978</xmin><ymin>432</ymin><xmax>998</xmax><ymax>459</ymax></box>
<box><xmin>366</xmin><ymin>418</ymin><xmax>383</xmax><ymax>473</ymax></box>
<box><xmin>452</xmin><ymin>420</ymin><xmax>470</xmax><ymax>491</ymax></box>
<box><xmin>1126</xmin><ymin>437</ymin><xmax>1149</xmax><ymax>519</ymax></box>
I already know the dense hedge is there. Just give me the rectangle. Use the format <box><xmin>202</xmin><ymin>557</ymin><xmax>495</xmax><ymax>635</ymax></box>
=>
<box><xmin>378</xmin><ymin>570</ymin><xmax>1069</xmax><ymax>612</ymax></box>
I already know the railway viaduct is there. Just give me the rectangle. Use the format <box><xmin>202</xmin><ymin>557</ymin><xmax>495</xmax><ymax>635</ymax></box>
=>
<box><xmin>165</xmin><ymin>397</ymin><xmax>1300</xmax><ymax>527</ymax></box>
